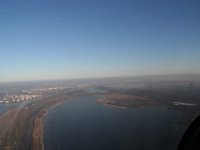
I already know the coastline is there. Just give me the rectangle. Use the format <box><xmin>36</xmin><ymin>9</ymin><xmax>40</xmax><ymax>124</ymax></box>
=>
<box><xmin>97</xmin><ymin>99</ymin><xmax>127</xmax><ymax>109</ymax></box>
<box><xmin>97</xmin><ymin>93</ymin><xmax>153</xmax><ymax>109</ymax></box>
<box><xmin>31</xmin><ymin>109</ymin><xmax>47</xmax><ymax>150</ymax></box>
<box><xmin>31</xmin><ymin>100</ymin><xmax>66</xmax><ymax>150</ymax></box>
<box><xmin>0</xmin><ymin>95</ymin><xmax>70</xmax><ymax>150</ymax></box>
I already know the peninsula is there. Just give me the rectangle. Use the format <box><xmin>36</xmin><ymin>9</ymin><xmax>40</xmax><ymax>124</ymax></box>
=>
<box><xmin>0</xmin><ymin>95</ymin><xmax>70</xmax><ymax>150</ymax></box>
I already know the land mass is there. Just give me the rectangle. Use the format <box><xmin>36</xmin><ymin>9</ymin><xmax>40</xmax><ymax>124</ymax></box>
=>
<box><xmin>0</xmin><ymin>95</ymin><xmax>70</xmax><ymax>150</ymax></box>
<box><xmin>1</xmin><ymin>76</ymin><xmax>200</xmax><ymax>150</ymax></box>
<box><xmin>97</xmin><ymin>85</ymin><xmax>200</xmax><ymax>128</ymax></box>
<box><xmin>97</xmin><ymin>94</ymin><xmax>155</xmax><ymax>108</ymax></box>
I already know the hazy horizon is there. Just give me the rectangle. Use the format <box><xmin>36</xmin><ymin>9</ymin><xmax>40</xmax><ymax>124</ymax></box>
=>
<box><xmin>1</xmin><ymin>73</ymin><xmax>200</xmax><ymax>84</ymax></box>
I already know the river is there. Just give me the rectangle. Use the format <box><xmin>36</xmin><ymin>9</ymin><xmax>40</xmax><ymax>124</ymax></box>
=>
<box><xmin>44</xmin><ymin>96</ymin><xmax>185</xmax><ymax>150</ymax></box>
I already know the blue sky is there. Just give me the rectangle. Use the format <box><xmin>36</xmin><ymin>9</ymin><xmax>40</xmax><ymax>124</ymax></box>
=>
<box><xmin>0</xmin><ymin>0</ymin><xmax>200</xmax><ymax>82</ymax></box>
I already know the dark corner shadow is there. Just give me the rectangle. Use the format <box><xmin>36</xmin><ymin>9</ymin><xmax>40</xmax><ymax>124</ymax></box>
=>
<box><xmin>178</xmin><ymin>115</ymin><xmax>200</xmax><ymax>150</ymax></box>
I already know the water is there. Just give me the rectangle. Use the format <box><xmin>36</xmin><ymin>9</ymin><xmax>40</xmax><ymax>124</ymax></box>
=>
<box><xmin>44</xmin><ymin>96</ymin><xmax>185</xmax><ymax>150</ymax></box>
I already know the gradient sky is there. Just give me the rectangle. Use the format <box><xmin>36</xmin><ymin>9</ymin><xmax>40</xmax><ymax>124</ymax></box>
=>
<box><xmin>0</xmin><ymin>0</ymin><xmax>200</xmax><ymax>82</ymax></box>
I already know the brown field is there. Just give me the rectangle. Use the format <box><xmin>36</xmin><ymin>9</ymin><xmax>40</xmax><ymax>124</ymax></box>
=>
<box><xmin>97</xmin><ymin>93</ymin><xmax>154</xmax><ymax>108</ymax></box>
<box><xmin>0</xmin><ymin>95</ymin><xmax>70</xmax><ymax>150</ymax></box>
<box><xmin>31</xmin><ymin>109</ymin><xmax>47</xmax><ymax>150</ymax></box>
<box><xmin>0</xmin><ymin>109</ymin><xmax>19</xmax><ymax>144</ymax></box>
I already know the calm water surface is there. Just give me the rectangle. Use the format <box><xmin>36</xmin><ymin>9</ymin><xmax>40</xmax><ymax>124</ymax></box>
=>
<box><xmin>44</xmin><ymin>96</ymin><xmax>185</xmax><ymax>150</ymax></box>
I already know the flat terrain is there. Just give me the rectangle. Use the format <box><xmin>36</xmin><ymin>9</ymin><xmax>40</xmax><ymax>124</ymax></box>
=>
<box><xmin>0</xmin><ymin>109</ymin><xmax>18</xmax><ymax>144</ymax></box>
<box><xmin>0</xmin><ymin>95</ymin><xmax>70</xmax><ymax>150</ymax></box>
<box><xmin>97</xmin><ymin>94</ymin><xmax>154</xmax><ymax>108</ymax></box>
<box><xmin>97</xmin><ymin>86</ymin><xmax>200</xmax><ymax>128</ymax></box>
<box><xmin>0</xmin><ymin>78</ymin><xmax>200</xmax><ymax>150</ymax></box>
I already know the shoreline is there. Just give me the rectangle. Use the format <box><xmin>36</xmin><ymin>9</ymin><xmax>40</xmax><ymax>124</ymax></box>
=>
<box><xmin>96</xmin><ymin>94</ymin><xmax>165</xmax><ymax>109</ymax></box>
<box><xmin>31</xmin><ymin>100</ymin><xmax>66</xmax><ymax>150</ymax></box>
<box><xmin>97</xmin><ymin>99</ymin><xmax>127</xmax><ymax>109</ymax></box>
<box><xmin>0</xmin><ymin>95</ymin><xmax>71</xmax><ymax>150</ymax></box>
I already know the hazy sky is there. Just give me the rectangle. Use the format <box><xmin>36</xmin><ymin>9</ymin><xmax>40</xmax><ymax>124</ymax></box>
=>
<box><xmin>0</xmin><ymin>0</ymin><xmax>200</xmax><ymax>82</ymax></box>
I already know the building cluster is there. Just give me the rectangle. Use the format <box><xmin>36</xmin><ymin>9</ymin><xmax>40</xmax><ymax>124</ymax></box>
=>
<box><xmin>33</xmin><ymin>87</ymin><xmax>67</xmax><ymax>93</ymax></box>
<box><xmin>0</xmin><ymin>94</ymin><xmax>41</xmax><ymax>104</ymax></box>
<box><xmin>0</xmin><ymin>86</ymin><xmax>70</xmax><ymax>104</ymax></box>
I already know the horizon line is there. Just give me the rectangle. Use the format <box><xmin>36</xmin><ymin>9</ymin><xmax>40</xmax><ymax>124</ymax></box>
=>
<box><xmin>1</xmin><ymin>73</ymin><xmax>200</xmax><ymax>84</ymax></box>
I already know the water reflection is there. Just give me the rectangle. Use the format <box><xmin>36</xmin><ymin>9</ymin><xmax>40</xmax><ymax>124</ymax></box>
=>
<box><xmin>44</xmin><ymin>96</ymin><xmax>184</xmax><ymax>150</ymax></box>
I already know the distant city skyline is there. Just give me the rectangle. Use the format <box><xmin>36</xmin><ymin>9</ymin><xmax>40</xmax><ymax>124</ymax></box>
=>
<box><xmin>0</xmin><ymin>0</ymin><xmax>200</xmax><ymax>82</ymax></box>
